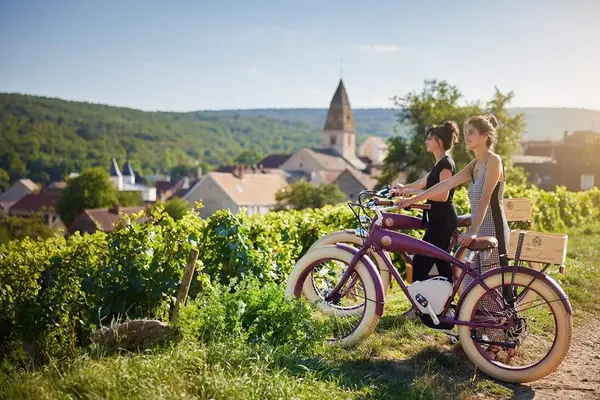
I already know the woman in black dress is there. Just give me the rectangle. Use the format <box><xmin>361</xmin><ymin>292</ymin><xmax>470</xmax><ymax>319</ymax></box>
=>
<box><xmin>393</xmin><ymin>121</ymin><xmax>459</xmax><ymax>282</ymax></box>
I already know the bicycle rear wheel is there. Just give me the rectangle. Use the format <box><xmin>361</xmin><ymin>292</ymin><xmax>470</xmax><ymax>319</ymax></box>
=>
<box><xmin>457</xmin><ymin>269</ymin><xmax>572</xmax><ymax>383</ymax></box>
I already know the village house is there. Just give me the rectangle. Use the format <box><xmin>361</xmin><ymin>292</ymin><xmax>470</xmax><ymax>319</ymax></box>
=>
<box><xmin>155</xmin><ymin>176</ymin><xmax>197</xmax><ymax>202</ymax></box>
<box><xmin>256</xmin><ymin>154</ymin><xmax>292</xmax><ymax>171</ymax></box>
<box><xmin>68</xmin><ymin>205</ymin><xmax>147</xmax><ymax>235</ymax></box>
<box><xmin>516</xmin><ymin>130</ymin><xmax>600</xmax><ymax>191</ymax></box>
<box><xmin>43</xmin><ymin>181</ymin><xmax>68</xmax><ymax>196</ymax></box>
<box><xmin>0</xmin><ymin>179</ymin><xmax>39</xmax><ymax>211</ymax></box>
<box><xmin>182</xmin><ymin>167</ymin><xmax>288</xmax><ymax>218</ymax></box>
<box><xmin>333</xmin><ymin>168</ymin><xmax>379</xmax><ymax>200</ymax></box>
<box><xmin>359</xmin><ymin>136</ymin><xmax>388</xmax><ymax>164</ymax></box>
<box><xmin>8</xmin><ymin>192</ymin><xmax>65</xmax><ymax>230</ymax></box>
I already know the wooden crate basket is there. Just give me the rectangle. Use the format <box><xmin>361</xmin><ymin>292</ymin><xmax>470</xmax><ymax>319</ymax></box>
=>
<box><xmin>508</xmin><ymin>229</ymin><xmax>568</xmax><ymax>266</ymax></box>
<box><xmin>502</xmin><ymin>198</ymin><xmax>532</xmax><ymax>222</ymax></box>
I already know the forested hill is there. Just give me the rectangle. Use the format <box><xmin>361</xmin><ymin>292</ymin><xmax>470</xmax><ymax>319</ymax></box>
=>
<box><xmin>0</xmin><ymin>93</ymin><xmax>323</xmax><ymax>183</ymax></box>
<box><xmin>1</xmin><ymin>92</ymin><xmax>600</xmax><ymax>183</ymax></box>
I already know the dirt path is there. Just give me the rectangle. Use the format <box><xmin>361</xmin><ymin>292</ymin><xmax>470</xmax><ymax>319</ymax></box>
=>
<box><xmin>507</xmin><ymin>315</ymin><xmax>600</xmax><ymax>400</ymax></box>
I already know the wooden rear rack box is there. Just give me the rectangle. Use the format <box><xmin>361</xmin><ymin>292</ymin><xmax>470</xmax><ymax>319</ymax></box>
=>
<box><xmin>503</xmin><ymin>198</ymin><xmax>532</xmax><ymax>222</ymax></box>
<box><xmin>508</xmin><ymin>229</ymin><xmax>568</xmax><ymax>266</ymax></box>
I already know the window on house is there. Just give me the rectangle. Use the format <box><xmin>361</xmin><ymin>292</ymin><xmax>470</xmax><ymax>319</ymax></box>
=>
<box><xmin>348</xmin><ymin>135</ymin><xmax>351</xmax><ymax>146</ymax></box>
<box><xmin>330</xmin><ymin>136</ymin><xmax>337</xmax><ymax>146</ymax></box>
<box><xmin>581</xmin><ymin>174</ymin><xmax>595</xmax><ymax>190</ymax></box>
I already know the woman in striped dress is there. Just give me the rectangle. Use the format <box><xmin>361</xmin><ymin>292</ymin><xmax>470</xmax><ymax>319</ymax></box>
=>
<box><xmin>396</xmin><ymin>114</ymin><xmax>511</xmax><ymax>359</ymax></box>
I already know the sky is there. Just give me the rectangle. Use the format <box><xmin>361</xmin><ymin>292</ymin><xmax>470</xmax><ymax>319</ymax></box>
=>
<box><xmin>1</xmin><ymin>0</ymin><xmax>599</xmax><ymax>111</ymax></box>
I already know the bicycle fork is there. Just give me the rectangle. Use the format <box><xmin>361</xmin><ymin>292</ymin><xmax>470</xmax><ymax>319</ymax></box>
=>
<box><xmin>323</xmin><ymin>246</ymin><xmax>367</xmax><ymax>303</ymax></box>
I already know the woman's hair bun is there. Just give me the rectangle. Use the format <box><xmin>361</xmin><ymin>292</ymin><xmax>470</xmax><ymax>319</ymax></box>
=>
<box><xmin>486</xmin><ymin>114</ymin><xmax>498</xmax><ymax>129</ymax></box>
<box><xmin>443</xmin><ymin>120</ymin><xmax>459</xmax><ymax>143</ymax></box>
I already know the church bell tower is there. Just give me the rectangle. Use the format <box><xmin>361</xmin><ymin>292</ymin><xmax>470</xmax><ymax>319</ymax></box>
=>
<box><xmin>322</xmin><ymin>79</ymin><xmax>356</xmax><ymax>160</ymax></box>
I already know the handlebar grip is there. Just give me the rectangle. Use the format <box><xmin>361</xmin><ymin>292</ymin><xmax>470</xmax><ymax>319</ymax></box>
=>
<box><xmin>374</xmin><ymin>199</ymin><xmax>395</xmax><ymax>206</ymax></box>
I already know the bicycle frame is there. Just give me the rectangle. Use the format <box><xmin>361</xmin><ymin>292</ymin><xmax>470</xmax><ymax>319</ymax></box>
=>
<box><xmin>375</xmin><ymin>210</ymin><xmax>470</xmax><ymax>280</ymax></box>
<box><xmin>325</xmin><ymin>222</ymin><xmax>512</xmax><ymax>331</ymax></box>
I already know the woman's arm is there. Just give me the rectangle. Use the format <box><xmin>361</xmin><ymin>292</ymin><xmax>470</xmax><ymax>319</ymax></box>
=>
<box><xmin>396</xmin><ymin>160</ymin><xmax>476</xmax><ymax>208</ymax></box>
<box><xmin>403</xmin><ymin>169</ymin><xmax>454</xmax><ymax>200</ymax></box>
<box><xmin>394</xmin><ymin>175</ymin><xmax>427</xmax><ymax>191</ymax></box>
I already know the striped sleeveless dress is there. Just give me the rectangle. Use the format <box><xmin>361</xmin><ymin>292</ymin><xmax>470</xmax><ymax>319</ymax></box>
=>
<box><xmin>465</xmin><ymin>160</ymin><xmax>510</xmax><ymax>276</ymax></box>
<box><xmin>463</xmin><ymin>160</ymin><xmax>510</xmax><ymax>329</ymax></box>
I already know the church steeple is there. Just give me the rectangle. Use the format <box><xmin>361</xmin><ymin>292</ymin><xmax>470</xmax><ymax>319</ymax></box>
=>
<box><xmin>323</xmin><ymin>79</ymin><xmax>355</xmax><ymax>133</ymax></box>
<box><xmin>323</xmin><ymin>79</ymin><xmax>356</xmax><ymax>160</ymax></box>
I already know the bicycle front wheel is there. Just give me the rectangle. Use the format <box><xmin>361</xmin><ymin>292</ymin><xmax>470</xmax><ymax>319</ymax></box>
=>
<box><xmin>302</xmin><ymin>230</ymin><xmax>391</xmax><ymax>306</ymax></box>
<box><xmin>285</xmin><ymin>245</ymin><xmax>382</xmax><ymax>347</ymax></box>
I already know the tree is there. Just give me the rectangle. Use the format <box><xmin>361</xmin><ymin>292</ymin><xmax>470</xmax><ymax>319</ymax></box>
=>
<box><xmin>6</xmin><ymin>151</ymin><xmax>28</xmax><ymax>181</ymax></box>
<box><xmin>0</xmin><ymin>168</ymin><xmax>9</xmax><ymax>192</ymax></box>
<box><xmin>117</xmin><ymin>191</ymin><xmax>143</xmax><ymax>206</ymax></box>
<box><xmin>164</xmin><ymin>197</ymin><xmax>190</xmax><ymax>220</ymax></box>
<box><xmin>275</xmin><ymin>181</ymin><xmax>346</xmax><ymax>210</ymax></box>
<box><xmin>58</xmin><ymin>167</ymin><xmax>118</xmax><ymax>225</ymax></box>
<box><xmin>380</xmin><ymin>79</ymin><xmax>526</xmax><ymax>186</ymax></box>
<box><xmin>486</xmin><ymin>87</ymin><xmax>528</xmax><ymax>185</ymax></box>
<box><xmin>0</xmin><ymin>213</ymin><xmax>54</xmax><ymax>244</ymax></box>
<box><xmin>234</xmin><ymin>150</ymin><xmax>263</xmax><ymax>166</ymax></box>
<box><xmin>378</xmin><ymin>136</ymin><xmax>410</xmax><ymax>189</ymax></box>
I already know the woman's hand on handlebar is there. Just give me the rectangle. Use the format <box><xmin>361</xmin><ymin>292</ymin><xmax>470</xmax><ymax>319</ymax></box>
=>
<box><xmin>401</xmin><ymin>188</ymin><xmax>421</xmax><ymax>197</ymax></box>
<box><xmin>392</xmin><ymin>185</ymin><xmax>420</xmax><ymax>198</ymax></box>
<box><xmin>391</xmin><ymin>183</ymin><xmax>405</xmax><ymax>196</ymax></box>
<box><xmin>458</xmin><ymin>230</ymin><xmax>476</xmax><ymax>247</ymax></box>
<box><xmin>394</xmin><ymin>196</ymin><xmax>416</xmax><ymax>209</ymax></box>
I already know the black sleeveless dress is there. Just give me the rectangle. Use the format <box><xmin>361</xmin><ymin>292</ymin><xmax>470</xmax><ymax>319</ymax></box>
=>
<box><xmin>412</xmin><ymin>155</ymin><xmax>458</xmax><ymax>282</ymax></box>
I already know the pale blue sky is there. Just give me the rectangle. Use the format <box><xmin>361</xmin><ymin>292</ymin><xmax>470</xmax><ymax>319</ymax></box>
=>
<box><xmin>1</xmin><ymin>0</ymin><xmax>599</xmax><ymax>111</ymax></box>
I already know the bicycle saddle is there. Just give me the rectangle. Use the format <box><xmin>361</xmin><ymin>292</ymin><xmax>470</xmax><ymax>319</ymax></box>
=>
<box><xmin>467</xmin><ymin>236</ymin><xmax>498</xmax><ymax>251</ymax></box>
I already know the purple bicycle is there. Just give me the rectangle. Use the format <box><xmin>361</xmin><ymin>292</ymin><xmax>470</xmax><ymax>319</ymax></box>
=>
<box><xmin>286</xmin><ymin>193</ymin><xmax>572</xmax><ymax>383</ymax></box>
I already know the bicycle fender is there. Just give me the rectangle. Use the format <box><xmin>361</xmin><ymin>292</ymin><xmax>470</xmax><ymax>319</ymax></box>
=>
<box><xmin>335</xmin><ymin>243</ymin><xmax>386</xmax><ymax>316</ymax></box>
<box><xmin>456</xmin><ymin>266</ymin><xmax>572</xmax><ymax>315</ymax></box>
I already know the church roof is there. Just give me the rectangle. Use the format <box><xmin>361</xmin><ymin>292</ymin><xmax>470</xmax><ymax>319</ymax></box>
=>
<box><xmin>123</xmin><ymin>161</ymin><xmax>135</xmax><ymax>176</ymax></box>
<box><xmin>334</xmin><ymin>168</ymin><xmax>378</xmax><ymax>191</ymax></box>
<box><xmin>257</xmin><ymin>154</ymin><xmax>292</xmax><ymax>169</ymax></box>
<box><xmin>110</xmin><ymin>158</ymin><xmax>122</xmax><ymax>177</ymax></box>
<box><xmin>309</xmin><ymin>148</ymin><xmax>355</xmax><ymax>171</ymax></box>
<box><xmin>323</xmin><ymin>79</ymin><xmax>355</xmax><ymax>133</ymax></box>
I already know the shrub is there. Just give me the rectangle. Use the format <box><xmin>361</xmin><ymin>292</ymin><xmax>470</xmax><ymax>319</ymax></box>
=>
<box><xmin>175</xmin><ymin>278</ymin><xmax>326</xmax><ymax>355</ymax></box>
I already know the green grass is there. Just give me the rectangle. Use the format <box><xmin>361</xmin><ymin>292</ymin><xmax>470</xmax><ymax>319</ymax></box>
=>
<box><xmin>1</xmin><ymin>342</ymin><xmax>372</xmax><ymax>400</ymax></box>
<box><xmin>2</xmin><ymin>223</ymin><xmax>600</xmax><ymax>400</ymax></box>
<box><xmin>551</xmin><ymin>222</ymin><xmax>600</xmax><ymax>323</ymax></box>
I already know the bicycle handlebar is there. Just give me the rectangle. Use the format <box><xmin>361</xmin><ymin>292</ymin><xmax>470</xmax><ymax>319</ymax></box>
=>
<box><xmin>366</xmin><ymin>199</ymin><xmax>430</xmax><ymax>225</ymax></box>
<box><xmin>373</xmin><ymin>198</ymin><xmax>431</xmax><ymax>210</ymax></box>
<box><xmin>358</xmin><ymin>186</ymin><xmax>394</xmax><ymax>205</ymax></box>
<box><xmin>373</xmin><ymin>198</ymin><xmax>430</xmax><ymax>210</ymax></box>
<box><xmin>351</xmin><ymin>186</ymin><xmax>430</xmax><ymax>228</ymax></box>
